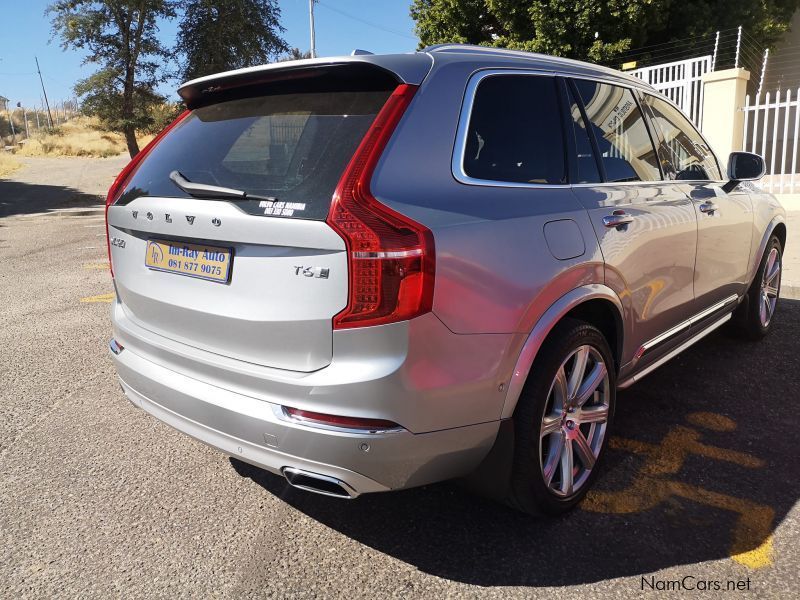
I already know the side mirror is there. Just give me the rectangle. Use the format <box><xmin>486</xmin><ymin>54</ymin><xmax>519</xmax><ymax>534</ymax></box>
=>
<box><xmin>723</xmin><ymin>152</ymin><xmax>765</xmax><ymax>192</ymax></box>
<box><xmin>728</xmin><ymin>151</ymin><xmax>766</xmax><ymax>181</ymax></box>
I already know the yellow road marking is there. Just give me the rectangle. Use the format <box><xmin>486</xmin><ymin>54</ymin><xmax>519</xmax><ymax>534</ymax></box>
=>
<box><xmin>83</xmin><ymin>263</ymin><xmax>110</xmax><ymax>270</ymax></box>
<box><xmin>582</xmin><ymin>412</ymin><xmax>774</xmax><ymax>568</ymax></box>
<box><xmin>80</xmin><ymin>293</ymin><xmax>114</xmax><ymax>303</ymax></box>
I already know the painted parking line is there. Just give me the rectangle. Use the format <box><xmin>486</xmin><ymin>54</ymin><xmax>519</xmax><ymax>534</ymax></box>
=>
<box><xmin>83</xmin><ymin>263</ymin><xmax>110</xmax><ymax>270</ymax></box>
<box><xmin>80</xmin><ymin>293</ymin><xmax>114</xmax><ymax>303</ymax></box>
<box><xmin>582</xmin><ymin>412</ymin><xmax>774</xmax><ymax>569</ymax></box>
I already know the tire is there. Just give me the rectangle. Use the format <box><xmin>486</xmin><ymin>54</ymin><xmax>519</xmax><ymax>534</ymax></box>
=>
<box><xmin>506</xmin><ymin>318</ymin><xmax>616</xmax><ymax>516</ymax></box>
<box><xmin>732</xmin><ymin>235</ymin><xmax>783</xmax><ymax>340</ymax></box>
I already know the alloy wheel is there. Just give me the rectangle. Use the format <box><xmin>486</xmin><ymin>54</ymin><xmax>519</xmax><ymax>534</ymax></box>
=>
<box><xmin>759</xmin><ymin>247</ymin><xmax>781</xmax><ymax>327</ymax></box>
<box><xmin>539</xmin><ymin>345</ymin><xmax>610</xmax><ymax>498</ymax></box>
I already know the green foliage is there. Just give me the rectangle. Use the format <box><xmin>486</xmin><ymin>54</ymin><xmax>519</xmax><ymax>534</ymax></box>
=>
<box><xmin>410</xmin><ymin>0</ymin><xmax>800</xmax><ymax>63</ymax></box>
<box><xmin>177</xmin><ymin>0</ymin><xmax>288</xmax><ymax>81</ymax></box>
<box><xmin>48</xmin><ymin>0</ymin><xmax>179</xmax><ymax>156</ymax></box>
<box><xmin>278</xmin><ymin>48</ymin><xmax>313</xmax><ymax>62</ymax></box>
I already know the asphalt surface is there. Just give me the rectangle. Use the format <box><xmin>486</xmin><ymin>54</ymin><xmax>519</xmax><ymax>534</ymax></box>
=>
<box><xmin>1</xmin><ymin>157</ymin><xmax>799</xmax><ymax>598</ymax></box>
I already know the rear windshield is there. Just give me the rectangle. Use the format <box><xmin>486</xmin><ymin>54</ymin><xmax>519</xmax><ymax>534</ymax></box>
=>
<box><xmin>118</xmin><ymin>84</ymin><xmax>393</xmax><ymax>220</ymax></box>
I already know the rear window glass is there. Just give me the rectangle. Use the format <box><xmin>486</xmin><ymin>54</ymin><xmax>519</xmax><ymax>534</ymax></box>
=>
<box><xmin>117</xmin><ymin>88</ymin><xmax>392</xmax><ymax>220</ymax></box>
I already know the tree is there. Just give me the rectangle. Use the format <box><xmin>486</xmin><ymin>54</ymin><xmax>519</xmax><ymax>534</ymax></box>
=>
<box><xmin>177</xmin><ymin>0</ymin><xmax>288</xmax><ymax>81</ymax></box>
<box><xmin>49</xmin><ymin>1</ymin><xmax>178</xmax><ymax>157</ymax></box>
<box><xmin>410</xmin><ymin>0</ymin><xmax>800</xmax><ymax>64</ymax></box>
<box><xmin>278</xmin><ymin>48</ymin><xmax>313</xmax><ymax>62</ymax></box>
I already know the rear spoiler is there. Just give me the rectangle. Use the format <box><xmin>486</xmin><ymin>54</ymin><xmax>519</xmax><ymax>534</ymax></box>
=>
<box><xmin>178</xmin><ymin>54</ymin><xmax>433</xmax><ymax>109</ymax></box>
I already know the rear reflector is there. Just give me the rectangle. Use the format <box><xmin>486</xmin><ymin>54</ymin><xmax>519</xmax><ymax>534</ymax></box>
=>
<box><xmin>284</xmin><ymin>407</ymin><xmax>401</xmax><ymax>431</ymax></box>
<box><xmin>105</xmin><ymin>110</ymin><xmax>190</xmax><ymax>276</ymax></box>
<box><xmin>327</xmin><ymin>83</ymin><xmax>435</xmax><ymax>329</ymax></box>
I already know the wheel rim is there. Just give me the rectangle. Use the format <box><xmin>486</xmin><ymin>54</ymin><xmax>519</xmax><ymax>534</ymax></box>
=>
<box><xmin>759</xmin><ymin>247</ymin><xmax>781</xmax><ymax>327</ymax></box>
<box><xmin>539</xmin><ymin>345</ymin><xmax>610</xmax><ymax>498</ymax></box>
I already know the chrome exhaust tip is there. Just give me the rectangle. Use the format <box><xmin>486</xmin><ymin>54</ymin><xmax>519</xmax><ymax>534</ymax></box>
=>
<box><xmin>282</xmin><ymin>467</ymin><xmax>358</xmax><ymax>499</ymax></box>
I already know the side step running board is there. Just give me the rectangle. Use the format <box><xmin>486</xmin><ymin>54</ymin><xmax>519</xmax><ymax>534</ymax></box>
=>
<box><xmin>618</xmin><ymin>312</ymin><xmax>733</xmax><ymax>389</ymax></box>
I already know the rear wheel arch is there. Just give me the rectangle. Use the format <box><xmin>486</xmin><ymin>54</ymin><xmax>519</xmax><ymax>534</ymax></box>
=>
<box><xmin>772</xmin><ymin>222</ymin><xmax>787</xmax><ymax>252</ymax></box>
<box><xmin>500</xmin><ymin>285</ymin><xmax>624</xmax><ymax>420</ymax></box>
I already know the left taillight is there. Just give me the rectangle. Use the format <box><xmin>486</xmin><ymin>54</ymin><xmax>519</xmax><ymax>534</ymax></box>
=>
<box><xmin>105</xmin><ymin>110</ymin><xmax>190</xmax><ymax>277</ymax></box>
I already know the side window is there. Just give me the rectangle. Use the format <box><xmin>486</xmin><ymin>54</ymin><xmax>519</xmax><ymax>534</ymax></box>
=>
<box><xmin>566</xmin><ymin>86</ymin><xmax>601</xmax><ymax>184</ymax></box>
<box><xmin>573</xmin><ymin>80</ymin><xmax>661</xmax><ymax>182</ymax></box>
<box><xmin>643</xmin><ymin>95</ymin><xmax>722</xmax><ymax>181</ymax></box>
<box><xmin>464</xmin><ymin>75</ymin><xmax>566</xmax><ymax>184</ymax></box>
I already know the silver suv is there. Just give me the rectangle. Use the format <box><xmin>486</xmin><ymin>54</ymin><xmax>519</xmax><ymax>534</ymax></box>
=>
<box><xmin>106</xmin><ymin>45</ymin><xmax>786</xmax><ymax>515</ymax></box>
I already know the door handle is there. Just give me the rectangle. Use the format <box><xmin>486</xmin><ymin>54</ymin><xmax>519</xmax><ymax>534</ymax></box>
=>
<box><xmin>602</xmin><ymin>211</ymin><xmax>634</xmax><ymax>229</ymax></box>
<box><xmin>698</xmin><ymin>202</ymin><xmax>716</xmax><ymax>214</ymax></box>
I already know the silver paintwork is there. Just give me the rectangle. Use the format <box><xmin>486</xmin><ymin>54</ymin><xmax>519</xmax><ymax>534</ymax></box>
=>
<box><xmin>539</xmin><ymin>345</ymin><xmax>610</xmax><ymax>497</ymax></box>
<box><xmin>110</xmin><ymin>45</ymin><xmax>787</xmax><ymax>497</ymax></box>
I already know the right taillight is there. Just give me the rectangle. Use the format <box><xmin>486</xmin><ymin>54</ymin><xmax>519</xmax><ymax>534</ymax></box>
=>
<box><xmin>327</xmin><ymin>83</ymin><xmax>435</xmax><ymax>329</ymax></box>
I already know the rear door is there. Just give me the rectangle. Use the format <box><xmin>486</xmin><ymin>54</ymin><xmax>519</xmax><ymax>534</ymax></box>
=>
<box><xmin>107</xmin><ymin>67</ymin><xmax>398</xmax><ymax>371</ymax></box>
<box><xmin>567</xmin><ymin>79</ymin><xmax>699</xmax><ymax>366</ymax></box>
<box><xmin>641</xmin><ymin>93</ymin><xmax>753</xmax><ymax>310</ymax></box>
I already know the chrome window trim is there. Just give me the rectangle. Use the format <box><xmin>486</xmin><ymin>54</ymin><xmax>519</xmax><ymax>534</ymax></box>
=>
<box><xmin>452</xmin><ymin>69</ymin><xmax>674</xmax><ymax>190</ymax></box>
<box><xmin>451</xmin><ymin>69</ymin><xmax>572</xmax><ymax>190</ymax></box>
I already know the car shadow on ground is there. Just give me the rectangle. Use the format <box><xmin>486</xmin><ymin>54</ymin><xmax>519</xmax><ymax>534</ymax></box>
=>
<box><xmin>231</xmin><ymin>299</ymin><xmax>800</xmax><ymax>587</ymax></box>
<box><xmin>0</xmin><ymin>180</ymin><xmax>103</xmax><ymax>219</ymax></box>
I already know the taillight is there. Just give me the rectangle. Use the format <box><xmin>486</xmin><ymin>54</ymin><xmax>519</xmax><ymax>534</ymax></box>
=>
<box><xmin>327</xmin><ymin>84</ymin><xmax>435</xmax><ymax>329</ymax></box>
<box><xmin>105</xmin><ymin>110</ymin><xmax>190</xmax><ymax>276</ymax></box>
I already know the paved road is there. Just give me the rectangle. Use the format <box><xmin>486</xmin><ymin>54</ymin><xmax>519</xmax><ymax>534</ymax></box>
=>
<box><xmin>1</xmin><ymin>158</ymin><xmax>799</xmax><ymax>598</ymax></box>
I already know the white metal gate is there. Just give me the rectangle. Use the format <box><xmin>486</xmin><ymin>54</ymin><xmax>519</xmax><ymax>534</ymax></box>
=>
<box><xmin>630</xmin><ymin>56</ymin><xmax>712</xmax><ymax>126</ymax></box>
<box><xmin>743</xmin><ymin>89</ymin><xmax>800</xmax><ymax>193</ymax></box>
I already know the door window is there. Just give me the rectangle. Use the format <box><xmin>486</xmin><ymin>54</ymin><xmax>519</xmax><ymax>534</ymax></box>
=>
<box><xmin>572</xmin><ymin>80</ymin><xmax>661</xmax><ymax>182</ymax></box>
<box><xmin>643</xmin><ymin>94</ymin><xmax>722</xmax><ymax>181</ymax></box>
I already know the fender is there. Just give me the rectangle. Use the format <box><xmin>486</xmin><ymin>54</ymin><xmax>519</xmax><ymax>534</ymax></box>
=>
<box><xmin>499</xmin><ymin>284</ymin><xmax>624</xmax><ymax>420</ymax></box>
<box><xmin>746</xmin><ymin>214</ymin><xmax>786</xmax><ymax>286</ymax></box>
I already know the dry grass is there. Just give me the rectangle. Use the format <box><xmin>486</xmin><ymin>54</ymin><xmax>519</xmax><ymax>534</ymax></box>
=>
<box><xmin>0</xmin><ymin>153</ymin><xmax>22</xmax><ymax>179</ymax></box>
<box><xmin>15</xmin><ymin>117</ymin><xmax>153</xmax><ymax>159</ymax></box>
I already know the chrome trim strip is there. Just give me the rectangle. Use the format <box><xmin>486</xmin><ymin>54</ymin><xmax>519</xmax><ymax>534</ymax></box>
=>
<box><xmin>282</xmin><ymin>467</ymin><xmax>358</xmax><ymax>499</ymax></box>
<box><xmin>620</xmin><ymin>312</ymin><xmax>732</xmax><ymax>389</ymax></box>
<box><xmin>634</xmin><ymin>294</ymin><xmax>738</xmax><ymax>361</ymax></box>
<box><xmin>451</xmin><ymin>69</ymin><xmax>571</xmax><ymax>190</ymax></box>
<box><xmin>109</xmin><ymin>339</ymin><xmax>125</xmax><ymax>355</ymax></box>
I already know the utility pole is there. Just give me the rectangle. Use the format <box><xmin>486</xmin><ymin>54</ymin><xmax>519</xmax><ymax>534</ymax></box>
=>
<box><xmin>35</xmin><ymin>56</ymin><xmax>54</xmax><ymax>128</ymax></box>
<box><xmin>309</xmin><ymin>0</ymin><xmax>317</xmax><ymax>58</ymax></box>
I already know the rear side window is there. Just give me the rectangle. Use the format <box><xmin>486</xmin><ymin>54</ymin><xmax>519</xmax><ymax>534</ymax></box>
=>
<box><xmin>643</xmin><ymin>94</ymin><xmax>721</xmax><ymax>181</ymax></box>
<box><xmin>463</xmin><ymin>75</ymin><xmax>566</xmax><ymax>185</ymax></box>
<box><xmin>573</xmin><ymin>80</ymin><xmax>661</xmax><ymax>183</ymax></box>
<box><xmin>117</xmin><ymin>85</ymin><xmax>393</xmax><ymax>220</ymax></box>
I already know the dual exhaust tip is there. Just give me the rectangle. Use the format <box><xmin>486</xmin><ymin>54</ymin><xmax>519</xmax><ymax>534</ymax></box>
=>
<box><xmin>282</xmin><ymin>467</ymin><xmax>358</xmax><ymax>499</ymax></box>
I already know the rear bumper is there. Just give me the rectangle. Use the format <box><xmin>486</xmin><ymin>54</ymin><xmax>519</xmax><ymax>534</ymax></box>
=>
<box><xmin>111</xmin><ymin>341</ymin><xmax>500</xmax><ymax>495</ymax></box>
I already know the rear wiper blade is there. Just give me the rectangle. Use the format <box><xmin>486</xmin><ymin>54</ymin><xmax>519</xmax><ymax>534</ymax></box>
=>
<box><xmin>169</xmin><ymin>171</ymin><xmax>276</xmax><ymax>202</ymax></box>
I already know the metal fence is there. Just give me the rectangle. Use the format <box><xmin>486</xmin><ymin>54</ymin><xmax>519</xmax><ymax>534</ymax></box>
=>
<box><xmin>630</xmin><ymin>56</ymin><xmax>712</xmax><ymax>127</ymax></box>
<box><xmin>743</xmin><ymin>89</ymin><xmax>800</xmax><ymax>193</ymax></box>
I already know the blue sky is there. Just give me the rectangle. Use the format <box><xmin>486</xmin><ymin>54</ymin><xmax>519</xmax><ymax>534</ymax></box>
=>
<box><xmin>0</xmin><ymin>1</ymin><xmax>419</xmax><ymax>108</ymax></box>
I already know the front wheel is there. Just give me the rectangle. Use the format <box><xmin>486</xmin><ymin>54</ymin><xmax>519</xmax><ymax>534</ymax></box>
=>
<box><xmin>506</xmin><ymin>318</ymin><xmax>616</xmax><ymax>516</ymax></box>
<box><xmin>733</xmin><ymin>235</ymin><xmax>783</xmax><ymax>339</ymax></box>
